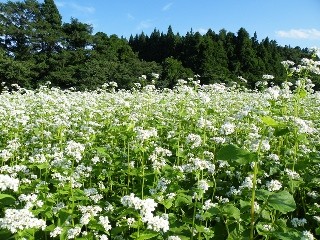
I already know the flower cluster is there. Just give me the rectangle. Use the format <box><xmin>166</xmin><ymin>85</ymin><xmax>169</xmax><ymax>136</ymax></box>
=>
<box><xmin>0</xmin><ymin>208</ymin><xmax>46</xmax><ymax>233</ymax></box>
<box><xmin>121</xmin><ymin>193</ymin><xmax>169</xmax><ymax>232</ymax></box>
<box><xmin>0</xmin><ymin>174</ymin><xmax>19</xmax><ymax>192</ymax></box>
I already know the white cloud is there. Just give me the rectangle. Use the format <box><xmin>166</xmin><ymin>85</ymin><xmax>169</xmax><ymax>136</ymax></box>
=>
<box><xmin>55</xmin><ymin>1</ymin><xmax>66</xmax><ymax>7</ymax></box>
<box><xmin>276</xmin><ymin>28</ymin><xmax>320</xmax><ymax>39</ymax></box>
<box><xmin>69</xmin><ymin>3</ymin><xmax>95</xmax><ymax>14</ymax></box>
<box><xmin>162</xmin><ymin>2</ymin><xmax>173</xmax><ymax>11</ymax></box>
<box><xmin>127</xmin><ymin>13</ymin><xmax>135</xmax><ymax>20</ymax></box>
<box><xmin>137</xmin><ymin>20</ymin><xmax>153</xmax><ymax>30</ymax></box>
<box><xmin>196</xmin><ymin>28</ymin><xmax>208</xmax><ymax>35</ymax></box>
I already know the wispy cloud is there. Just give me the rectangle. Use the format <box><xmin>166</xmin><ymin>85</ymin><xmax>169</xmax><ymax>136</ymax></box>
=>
<box><xmin>56</xmin><ymin>2</ymin><xmax>95</xmax><ymax>14</ymax></box>
<box><xmin>162</xmin><ymin>2</ymin><xmax>173</xmax><ymax>11</ymax></box>
<box><xmin>69</xmin><ymin>3</ymin><xmax>95</xmax><ymax>14</ymax></box>
<box><xmin>137</xmin><ymin>19</ymin><xmax>154</xmax><ymax>30</ymax></box>
<box><xmin>196</xmin><ymin>28</ymin><xmax>208</xmax><ymax>35</ymax></box>
<box><xmin>276</xmin><ymin>28</ymin><xmax>320</xmax><ymax>39</ymax></box>
<box><xmin>55</xmin><ymin>1</ymin><xmax>66</xmax><ymax>7</ymax></box>
<box><xmin>127</xmin><ymin>13</ymin><xmax>135</xmax><ymax>20</ymax></box>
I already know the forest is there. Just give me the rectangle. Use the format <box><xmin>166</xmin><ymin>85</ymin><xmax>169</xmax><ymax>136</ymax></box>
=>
<box><xmin>0</xmin><ymin>0</ymin><xmax>319</xmax><ymax>91</ymax></box>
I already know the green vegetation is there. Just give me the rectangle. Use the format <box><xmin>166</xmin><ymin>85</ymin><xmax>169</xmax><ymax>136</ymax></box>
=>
<box><xmin>1</xmin><ymin>0</ymin><xmax>319</xmax><ymax>90</ymax></box>
<box><xmin>0</xmin><ymin>57</ymin><xmax>319</xmax><ymax>239</ymax></box>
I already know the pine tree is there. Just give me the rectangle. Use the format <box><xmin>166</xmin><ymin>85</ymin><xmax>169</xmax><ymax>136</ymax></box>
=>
<box><xmin>35</xmin><ymin>0</ymin><xmax>63</xmax><ymax>53</ymax></box>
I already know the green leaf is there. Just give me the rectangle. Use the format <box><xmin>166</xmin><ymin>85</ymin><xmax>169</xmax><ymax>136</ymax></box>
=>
<box><xmin>196</xmin><ymin>225</ymin><xmax>208</xmax><ymax>233</ymax></box>
<box><xmin>228</xmin><ymin>227</ymin><xmax>250</xmax><ymax>240</ymax></box>
<box><xmin>35</xmin><ymin>163</ymin><xmax>50</xmax><ymax>169</ymax></box>
<box><xmin>261</xmin><ymin>116</ymin><xmax>279</xmax><ymax>127</ymax></box>
<box><xmin>298</xmin><ymin>88</ymin><xmax>307</xmax><ymax>98</ymax></box>
<box><xmin>271</xmin><ymin>230</ymin><xmax>301</xmax><ymax>240</ymax></box>
<box><xmin>0</xmin><ymin>229</ymin><xmax>12</xmax><ymax>240</ymax></box>
<box><xmin>45</xmin><ymin>224</ymin><xmax>56</xmax><ymax>232</ymax></box>
<box><xmin>222</xmin><ymin>204</ymin><xmax>240</xmax><ymax>220</ymax></box>
<box><xmin>213</xmin><ymin>221</ymin><xmax>228</xmax><ymax>240</ymax></box>
<box><xmin>207</xmin><ymin>206</ymin><xmax>220</xmax><ymax>216</ymax></box>
<box><xmin>174</xmin><ymin>236</ymin><xmax>190</xmax><ymax>240</ymax></box>
<box><xmin>240</xmin><ymin>200</ymin><xmax>251</xmax><ymax>209</ymax></box>
<box><xmin>96</xmin><ymin>147</ymin><xmax>109</xmax><ymax>156</ymax></box>
<box><xmin>274</xmin><ymin>126</ymin><xmax>291</xmax><ymax>137</ymax></box>
<box><xmin>130</xmin><ymin>231</ymin><xmax>159</xmax><ymax>239</ymax></box>
<box><xmin>316</xmin><ymin>227</ymin><xmax>320</xmax><ymax>235</ymax></box>
<box><xmin>256</xmin><ymin>189</ymin><xmax>272</xmax><ymax>201</ymax></box>
<box><xmin>69</xmin><ymin>189</ymin><xmax>88</xmax><ymax>201</ymax></box>
<box><xmin>268</xmin><ymin>191</ymin><xmax>296</xmax><ymax>213</ymax></box>
<box><xmin>59</xmin><ymin>209</ymin><xmax>72</xmax><ymax>224</ymax></box>
<box><xmin>216</xmin><ymin>144</ymin><xmax>256</xmax><ymax>165</ymax></box>
<box><xmin>0</xmin><ymin>194</ymin><xmax>16</xmax><ymax>206</ymax></box>
<box><xmin>162</xmin><ymin>199</ymin><xmax>173</xmax><ymax>209</ymax></box>
<box><xmin>175</xmin><ymin>193</ymin><xmax>192</xmax><ymax>207</ymax></box>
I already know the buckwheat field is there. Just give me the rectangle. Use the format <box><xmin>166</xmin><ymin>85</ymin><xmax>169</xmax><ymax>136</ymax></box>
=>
<box><xmin>0</xmin><ymin>58</ymin><xmax>320</xmax><ymax>239</ymax></box>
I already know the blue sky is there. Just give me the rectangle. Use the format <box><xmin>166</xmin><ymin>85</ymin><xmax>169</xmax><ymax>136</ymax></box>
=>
<box><xmin>2</xmin><ymin>0</ymin><xmax>320</xmax><ymax>48</ymax></box>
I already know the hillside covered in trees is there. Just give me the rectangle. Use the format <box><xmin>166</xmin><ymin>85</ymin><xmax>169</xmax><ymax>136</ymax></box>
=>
<box><xmin>1</xmin><ymin>0</ymin><xmax>319</xmax><ymax>91</ymax></box>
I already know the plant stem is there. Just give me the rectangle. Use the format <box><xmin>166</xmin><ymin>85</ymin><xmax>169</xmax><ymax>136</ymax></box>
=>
<box><xmin>250</xmin><ymin>160</ymin><xmax>258</xmax><ymax>240</ymax></box>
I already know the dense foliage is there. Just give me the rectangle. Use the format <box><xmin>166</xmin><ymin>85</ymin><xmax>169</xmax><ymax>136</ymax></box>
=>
<box><xmin>1</xmin><ymin>0</ymin><xmax>319</xmax><ymax>90</ymax></box>
<box><xmin>0</xmin><ymin>58</ymin><xmax>320</xmax><ymax>239</ymax></box>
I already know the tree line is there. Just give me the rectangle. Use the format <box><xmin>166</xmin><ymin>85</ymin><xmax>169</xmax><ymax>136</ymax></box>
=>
<box><xmin>1</xmin><ymin>0</ymin><xmax>319</xmax><ymax>91</ymax></box>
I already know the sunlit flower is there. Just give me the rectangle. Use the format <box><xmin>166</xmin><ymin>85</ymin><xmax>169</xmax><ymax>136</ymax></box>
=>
<box><xmin>0</xmin><ymin>208</ymin><xmax>46</xmax><ymax>233</ymax></box>
<box><xmin>0</xmin><ymin>174</ymin><xmax>19</xmax><ymax>192</ymax></box>
<box><xmin>266</xmin><ymin>180</ymin><xmax>282</xmax><ymax>192</ymax></box>
<box><xmin>301</xmin><ymin>230</ymin><xmax>315</xmax><ymax>240</ymax></box>
<box><xmin>186</xmin><ymin>133</ymin><xmax>202</xmax><ymax>148</ymax></box>
<box><xmin>220</xmin><ymin>122</ymin><xmax>235</xmax><ymax>135</ymax></box>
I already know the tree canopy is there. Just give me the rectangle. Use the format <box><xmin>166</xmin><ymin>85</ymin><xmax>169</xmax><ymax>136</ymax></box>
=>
<box><xmin>0</xmin><ymin>0</ymin><xmax>319</xmax><ymax>90</ymax></box>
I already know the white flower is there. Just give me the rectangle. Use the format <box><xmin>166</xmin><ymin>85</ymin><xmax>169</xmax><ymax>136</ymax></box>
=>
<box><xmin>313</xmin><ymin>216</ymin><xmax>320</xmax><ymax>223</ymax></box>
<box><xmin>261</xmin><ymin>139</ymin><xmax>270</xmax><ymax>152</ymax></box>
<box><xmin>262</xmin><ymin>74</ymin><xmax>274</xmax><ymax>80</ymax></box>
<box><xmin>266</xmin><ymin>180</ymin><xmax>282</xmax><ymax>192</ymax></box>
<box><xmin>127</xmin><ymin>217</ymin><xmax>136</xmax><ymax>226</ymax></box>
<box><xmin>168</xmin><ymin>236</ymin><xmax>181</xmax><ymax>240</ymax></box>
<box><xmin>301</xmin><ymin>230</ymin><xmax>315</xmax><ymax>240</ymax></box>
<box><xmin>149</xmin><ymin>147</ymin><xmax>172</xmax><ymax>171</ymax></box>
<box><xmin>211</xmin><ymin>137</ymin><xmax>226</xmax><ymax>144</ymax></box>
<box><xmin>99</xmin><ymin>216</ymin><xmax>112</xmax><ymax>232</ymax></box>
<box><xmin>240</xmin><ymin>175</ymin><xmax>254</xmax><ymax>190</ymax></box>
<box><xmin>186</xmin><ymin>133</ymin><xmax>202</xmax><ymax>148</ymax></box>
<box><xmin>227</xmin><ymin>186</ymin><xmax>242</xmax><ymax>196</ymax></box>
<box><xmin>167</xmin><ymin>193</ymin><xmax>176</xmax><ymax>199</ymax></box>
<box><xmin>99</xmin><ymin>234</ymin><xmax>109</xmax><ymax>240</ymax></box>
<box><xmin>307</xmin><ymin>191</ymin><xmax>319</xmax><ymax>199</ymax></box>
<box><xmin>262</xmin><ymin>224</ymin><xmax>274</xmax><ymax>231</ymax></box>
<box><xmin>254</xmin><ymin>202</ymin><xmax>260</xmax><ymax>213</ymax></box>
<box><xmin>134</xmin><ymin>127</ymin><xmax>157</xmax><ymax>141</ymax></box>
<box><xmin>291</xmin><ymin>218</ymin><xmax>307</xmax><ymax>227</ymax></box>
<box><xmin>53</xmin><ymin>202</ymin><xmax>65</xmax><ymax>214</ymax></box>
<box><xmin>0</xmin><ymin>174</ymin><xmax>19</xmax><ymax>192</ymax></box>
<box><xmin>293</xmin><ymin>118</ymin><xmax>316</xmax><ymax>134</ymax></box>
<box><xmin>238</xmin><ymin>76</ymin><xmax>247</xmax><ymax>83</ymax></box>
<box><xmin>144</xmin><ymin>214</ymin><xmax>169</xmax><ymax>233</ymax></box>
<box><xmin>50</xmin><ymin>226</ymin><xmax>63</xmax><ymax>238</ymax></box>
<box><xmin>67</xmin><ymin>226</ymin><xmax>81</xmax><ymax>239</ymax></box>
<box><xmin>0</xmin><ymin>208</ymin><xmax>46</xmax><ymax>233</ymax></box>
<box><xmin>268</xmin><ymin>153</ymin><xmax>280</xmax><ymax>163</ymax></box>
<box><xmin>220</xmin><ymin>122</ymin><xmax>235</xmax><ymax>135</ymax></box>
<box><xmin>285</xmin><ymin>168</ymin><xmax>300</xmax><ymax>179</ymax></box>
<box><xmin>198</xmin><ymin>179</ymin><xmax>209</xmax><ymax>192</ymax></box>
<box><xmin>281</xmin><ymin>60</ymin><xmax>295</xmax><ymax>69</ymax></box>
<box><xmin>65</xmin><ymin>140</ymin><xmax>85</xmax><ymax>162</ymax></box>
<box><xmin>265</xmin><ymin>86</ymin><xmax>281</xmax><ymax>100</ymax></box>
<box><xmin>203</xmin><ymin>199</ymin><xmax>218</xmax><ymax>210</ymax></box>
<box><xmin>79</xmin><ymin>205</ymin><xmax>102</xmax><ymax>225</ymax></box>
